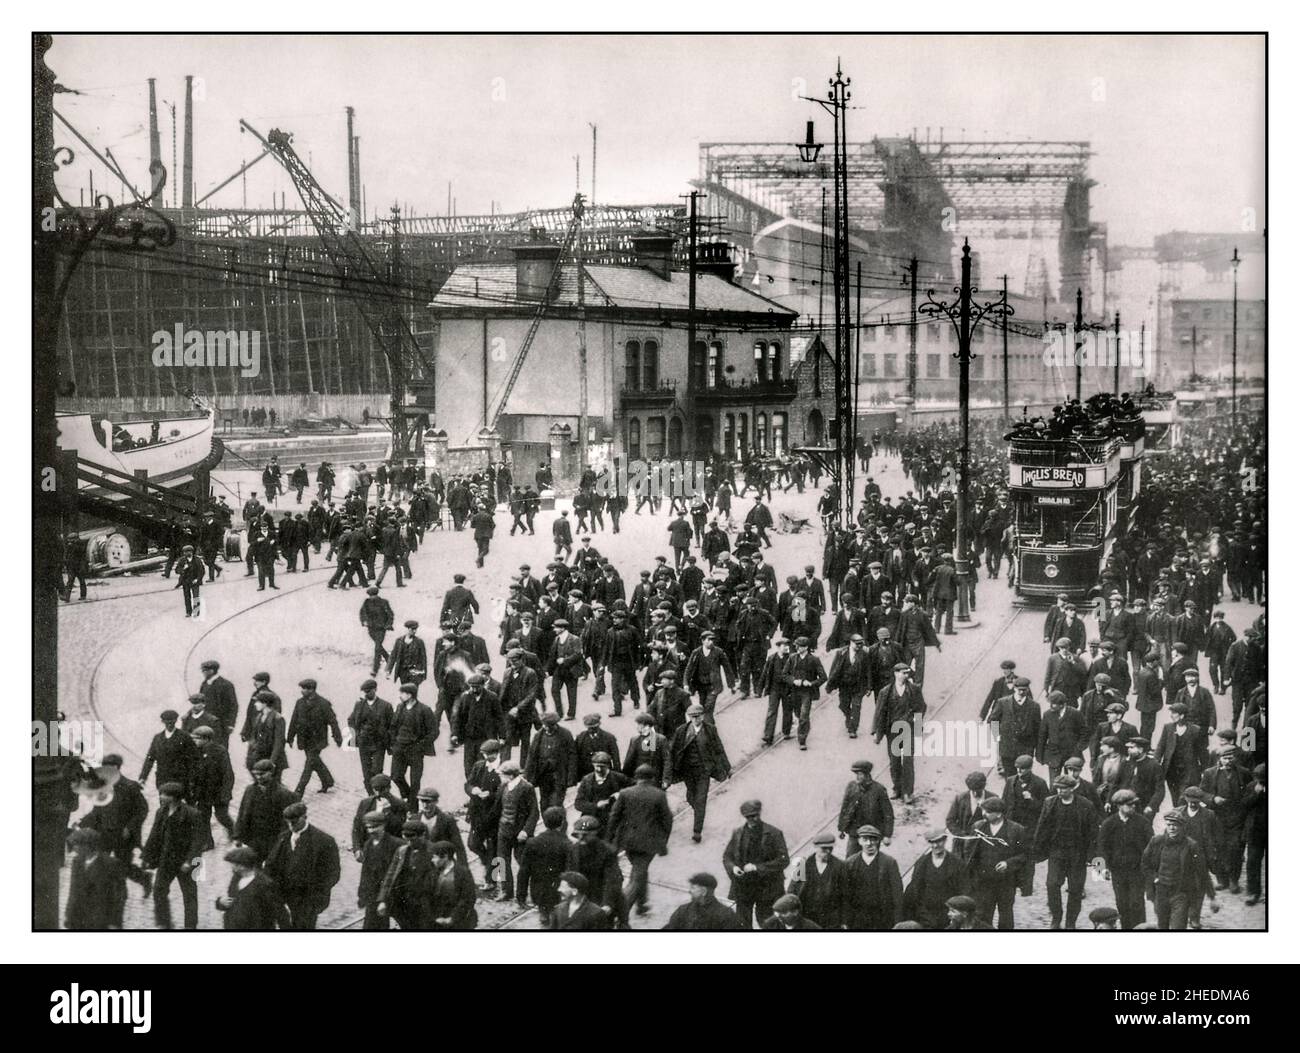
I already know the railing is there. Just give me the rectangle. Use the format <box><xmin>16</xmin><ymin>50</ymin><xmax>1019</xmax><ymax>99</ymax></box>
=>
<box><xmin>694</xmin><ymin>376</ymin><xmax>799</xmax><ymax>399</ymax></box>
<box><xmin>620</xmin><ymin>380</ymin><xmax>677</xmax><ymax>402</ymax></box>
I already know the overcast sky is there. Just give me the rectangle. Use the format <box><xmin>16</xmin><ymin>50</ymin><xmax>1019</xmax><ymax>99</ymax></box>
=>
<box><xmin>49</xmin><ymin>34</ymin><xmax>1264</xmax><ymax>245</ymax></box>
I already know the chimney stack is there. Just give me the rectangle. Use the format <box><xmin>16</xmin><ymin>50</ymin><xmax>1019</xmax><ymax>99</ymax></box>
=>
<box><xmin>696</xmin><ymin>241</ymin><xmax>737</xmax><ymax>284</ymax></box>
<box><xmin>147</xmin><ymin>78</ymin><xmax>162</xmax><ymax>205</ymax></box>
<box><xmin>630</xmin><ymin>230</ymin><xmax>675</xmax><ymax>281</ymax></box>
<box><xmin>512</xmin><ymin>229</ymin><xmax>563</xmax><ymax>301</ymax></box>
<box><xmin>182</xmin><ymin>75</ymin><xmax>194</xmax><ymax>208</ymax></box>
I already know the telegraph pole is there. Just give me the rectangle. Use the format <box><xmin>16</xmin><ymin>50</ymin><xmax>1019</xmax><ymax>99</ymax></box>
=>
<box><xmin>1074</xmin><ymin>286</ymin><xmax>1084</xmax><ymax>401</ymax></box>
<box><xmin>906</xmin><ymin>256</ymin><xmax>919</xmax><ymax>403</ymax></box>
<box><xmin>1113</xmin><ymin>310</ymin><xmax>1122</xmax><ymax>396</ymax></box>
<box><xmin>576</xmin><ymin>193</ymin><xmax>588</xmax><ymax>473</ymax></box>
<box><xmin>1231</xmin><ymin>246</ymin><xmax>1240</xmax><ymax>429</ymax></box>
<box><xmin>1191</xmin><ymin>325</ymin><xmax>1198</xmax><ymax>381</ymax></box>
<box><xmin>589</xmin><ymin>123</ymin><xmax>597</xmax><ymax>203</ymax></box>
<box><xmin>1001</xmin><ymin>274</ymin><xmax>1009</xmax><ymax>423</ymax></box>
<box><xmin>685</xmin><ymin>190</ymin><xmax>700</xmax><ymax>459</ymax></box>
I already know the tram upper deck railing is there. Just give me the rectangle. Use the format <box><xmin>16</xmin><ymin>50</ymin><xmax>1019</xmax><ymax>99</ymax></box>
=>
<box><xmin>1008</xmin><ymin>433</ymin><xmax>1122</xmax><ymax>468</ymax></box>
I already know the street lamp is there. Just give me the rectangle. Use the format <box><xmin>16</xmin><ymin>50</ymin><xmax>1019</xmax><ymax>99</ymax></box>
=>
<box><xmin>919</xmin><ymin>239</ymin><xmax>1011</xmax><ymax>624</ymax></box>
<box><xmin>795</xmin><ymin>62</ymin><xmax>855</xmax><ymax>527</ymax></box>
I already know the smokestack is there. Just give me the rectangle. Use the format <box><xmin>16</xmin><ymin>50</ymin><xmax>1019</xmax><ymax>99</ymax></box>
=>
<box><xmin>346</xmin><ymin>106</ymin><xmax>361</xmax><ymax>229</ymax></box>
<box><xmin>630</xmin><ymin>230</ymin><xmax>675</xmax><ymax>281</ymax></box>
<box><xmin>512</xmin><ymin>230</ymin><xmax>563</xmax><ymax>301</ymax></box>
<box><xmin>182</xmin><ymin>75</ymin><xmax>194</xmax><ymax>208</ymax></box>
<box><xmin>147</xmin><ymin>79</ymin><xmax>162</xmax><ymax>205</ymax></box>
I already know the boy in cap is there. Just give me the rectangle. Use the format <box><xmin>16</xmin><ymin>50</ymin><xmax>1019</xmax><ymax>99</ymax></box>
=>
<box><xmin>140</xmin><ymin>782</ymin><xmax>205</xmax><ymax>930</ymax></box>
<box><xmin>668</xmin><ymin>703</ymin><xmax>732</xmax><ymax>842</ymax></box>
<box><xmin>722</xmin><ymin>800</ymin><xmax>790</xmax><ymax>929</ymax></box>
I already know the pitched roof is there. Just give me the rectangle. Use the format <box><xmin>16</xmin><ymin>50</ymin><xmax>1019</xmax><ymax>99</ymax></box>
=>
<box><xmin>430</xmin><ymin>263</ymin><xmax>798</xmax><ymax>319</ymax></box>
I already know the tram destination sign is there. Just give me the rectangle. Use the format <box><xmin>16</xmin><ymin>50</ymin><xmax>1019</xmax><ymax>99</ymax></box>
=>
<box><xmin>1010</xmin><ymin>463</ymin><xmax>1105</xmax><ymax>489</ymax></box>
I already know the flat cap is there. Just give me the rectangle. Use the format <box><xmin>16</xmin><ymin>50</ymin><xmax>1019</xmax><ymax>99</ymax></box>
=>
<box><xmin>560</xmin><ymin>871</ymin><xmax>589</xmax><ymax>893</ymax></box>
<box><xmin>1013</xmin><ymin>676</ymin><xmax>1031</xmax><ymax>688</ymax></box>
<box><xmin>158</xmin><ymin>781</ymin><xmax>184</xmax><ymax>797</ymax></box>
<box><xmin>1052</xmin><ymin>775</ymin><xmax>1076</xmax><ymax>789</ymax></box>
<box><xmin>360</xmin><ymin>678</ymin><xmax>378</xmax><ymax>691</ymax></box>
<box><xmin>479</xmin><ymin>739</ymin><xmax>502</xmax><ymax>754</ymax></box>
<box><xmin>582</xmin><ymin>713</ymin><xmax>602</xmax><ymax>726</ymax></box>
<box><xmin>282</xmin><ymin>802</ymin><xmax>307</xmax><ymax>819</ymax></box>
<box><xmin>739</xmin><ymin>800</ymin><xmax>763</xmax><ymax>817</ymax></box>
<box><xmin>925</xmin><ymin>828</ymin><xmax>949</xmax><ymax>843</ymax></box>
<box><xmin>688</xmin><ymin>872</ymin><xmax>718</xmax><ymax>889</ymax></box>
<box><xmin>416</xmin><ymin>787</ymin><xmax>440</xmax><ymax>801</ymax></box>
<box><xmin>366</xmin><ymin>586</ymin><xmax>380</xmax><ymax>595</ymax></box>
<box><xmin>298</xmin><ymin>678</ymin><xmax>317</xmax><ymax>689</ymax></box>
<box><xmin>404</xmin><ymin>619</ymin><xmax>419</xmax><ymax>629</ymax></box>
<box><xmin>945</xmin><ymin>895</ymin><xmax>977</xmax><ymax>912</ymax></box>
<box><xmin>1088</xmin><ymin>906</ymin><xmax>1120</xmax><ymax>925</ymax></box>
<box><xmin>591</xmin><ymin>752</ymin><xmax>612</xmax><ymax>766</ymax></box>
<box><xmin>401</xmin><ymin>819</ymin><xmax>428</xmax><ymax>835</ymax></box>
<box><xmin>634</xmin><ymin>764</ymin><xmax>658</xmax><ymax>779</ymax></box>
<box><xmin>500</xmin><ymin>760</ymin><xmax>522</xmax><ymax>775</ymax></box>
<box><xmin>541</xmin><ymin>711</ymin><xmax>560</xmax><ymax>724</ymax></box>
<box><xmin>225</xmin><ymin>847</ymin><xmax>260</xmax><ymax>866</ymax></box>
<box><xmin>252</xmin><ymin>759</ymin><xmax>276</xmax><ymax>773</ymax></box>
<box><xmin>812</xmin><ymin>832</ymin><xmax>836</xmax><ymax>846</ymax></box>
<box><xmin>1163</xmin><ymin>811</ymin><xmax>1185</xmax><ymax>824</ymax></box>
<box><xmin>856</xmin><ymin>824</ymin><xmax>883</xmax><ymax>839</ymax></box>
<box><xmin>1111</xmin><ymin>789</ymin><xmax>1138</xmax><ymax>806</ymax></box>
<box><xmin>981</xmin><ymin>796</ymin><xmax>1005</xmax><ymax>813</ymax></box>
<box><xmin>999</xmin><ymin>660</ymin><xmax>1017</xmax><ymax>670</ymax></box>
<box><xmin>361</xmin><ymin>810</ymin><xmax>388</xmax><ymax>827</ymax></box>
<box><xmin>851</xmin><ymin>759</ymin><xmax>874</xmax><ymax>774</ymax></box>
<box><xmin>160</xmin><ymin>709</ymin><xmax>179</xmax><ymax>722</ymax></box>
<box><xmin>572</xmin><ymin>816</ymin><xmax>600</xmax><ymax>832</ymax></box>
<box><xmin>1055</xmin><ymin>637</ymin><xmax>1073</xmax><ymax>648</ymax></box>
<box><xmin>686</xmin><ymin>703</ymin><xmax>705</xmax><ymax>715</ymax></box>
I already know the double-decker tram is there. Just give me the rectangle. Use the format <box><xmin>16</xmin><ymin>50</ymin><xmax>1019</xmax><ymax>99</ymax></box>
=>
<box><xmin>1006</xmin><ymin>398</ymin><xmax>1145</xmax><ymax>602</ymax></box>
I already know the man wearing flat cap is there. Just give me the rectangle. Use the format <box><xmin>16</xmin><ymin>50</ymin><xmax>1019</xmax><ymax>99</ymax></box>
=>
<box><xmin>1155</xmin><ymin>702</ymin><xmax>1208</xmax><ymax>804</ymax></box>
<box><xmin>1037</xmin><ymin>691</ymin><xmax>1084</xmax><ymax>784</ymax></box>
<box><xmin>348</xmin><ymin>679</ymin><xmax>394</xmax><ymax>789</ymax></box>
<box><xmin>786</xmin><ymin>832</ymin><xmax>845</xmax><ymax>930</ymax></box>
<box><xmin>574</xmin><ymin>751</ymin><xmax>630</xmax><ymax>836</ymax></box>
<box><xmin>826</xmin><ymin>633</ymin><xmax>872</xmax><ymax>741</ymax></box>
<box><xmin>663</xmin><ymin>872</ymin><xmax>741</xmax><ymax>931</ymax></box>
<box><xmin>286</xmin><ymin>678</ymin><xmax>343</xmax><ymax>797</ymax></box>
<box><xmin>197</xmin><ymin>659</ymin><xmax>239</xmax><ymax>745</ymax></box>
<box><xmin>188</xmin><ymin>724</ymin><xmax>235</xmax><ymax>850</ymax></box>
<box><xmin>986</xmin><ymin>676</ymin><xmax>1041</xmax><ymax>778</ymax></box>
<box><xmin>762</xmin><ymin>893</ymin><xmax>821</xmax><ymax>931</ymax></box>
<box><xmin>265</xmin><ymin>801</ymin><xmax>341</xmax><ymax>930</ymax></box>
<box><xmin>140</xmin><ymin>781</ymin><xmax>205</xmax><ymax>930</ymax></box>
<box><xmin>139</xmin><ymin>709</ymin><xmax>199</xmax><ymax>793</ymax></box>
<box><xmin>980</xmin><ymin>660</ymin><xmax>1020</xmax><ymax>722</ymax></box>
<box><xmin>967</xmin><ymin>796</ymin><xmax>1029</xmax><ymax>930</ymax></box>
<box><xmin>217</xmin><ymin>845</ymin><xmax>289</xmax><ymax>930</ymax></box>
<box><xmin>1089</xmin><ymin>639</ymin><xmax>1131</xmax><ymax>701</ymax></box>
<box><xmin>944</xmin><ymin>894</ymin><xmax>991</xmax><ymax>931</ymax></box>
<box><xmin>355</xmin><ymin>810</ymin><xmax>402</xmax><ymax>930</ymax></box>
<box><xmin>903</xmin><ymin>829</ymin><xmax>969</xmax><ymax>930</ymax></box>
<box><xmin>526</xmin><ymin>712</ymin><xmax>578</xmax><ymax>811</ymax></box>
<box><xmin>377</xmin><ymin>819</ymin><xmax>435</xmax><ymax>930</ymax></box>
<box><xmin>63</xmin><ymin>829</ymin><xmax>126</xmax><ymax>931</ymax></box>
<box><xmin>452</xmin><ymin>674</ymin><xmax>505</xmax><ymax>780</ymax></box>
<box><xmin>872</xmin><ymin>663</ymin><xmax>926</xmax><ymax>804</ymax></box>
<box><xmin>608</xmin><ymin>765</ymin><xmax>673</xmax><ymax>917</ymax></box>
<box><xmin>1044</xmin><ymin>637</ymin><xmax>1088</xmax><ymax>706</ymax></box>
<box><xmin>387</xmin><ymin>620</ymin><xmax>428</xmax><ymax>697</ymax></box>
<box><xmin>668</xmin><ymin>704</ymin><xmax>731</xmax><ymax>842</ymax></box>
<box><xmin>1088</xmin><ymin>905</ymin><xmax>1120</xmax><ymax>930</ymax></box>
<box><xmin>722</xmin><ymin>801</ymin><xmax>790</xmax><ymax>929</ymax></box>
<box><xmin>838</xmin><ymin>760</ymin><xmax>894</xmax><ymax>857</ymax></box>
<box><xmin>1141</xmin><ymin>811</ymin><xmax>1216</xmax><ymax>930</ymax></box>
<box><xmin>1098</xmin><ymin>788</ymin><xmax>1151</xmax><ymax>929</ymax></box>
<box><xmin>1033</xmin><ymin>775</ymin><xmax>1098</xmax><ymax>929</ymax></box>
<box><xmin>549</xmin><ymin>871</ymin><xmax>609</xmax><ymax>931</ymax></box>
<box><xmin>841</xmin><ymin>825</ymin><xmax>904</xmax><ymax>930</ymax></box>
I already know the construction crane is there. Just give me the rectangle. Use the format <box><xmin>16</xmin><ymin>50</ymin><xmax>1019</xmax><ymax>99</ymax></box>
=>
<box><xmin>240</xmin><ymin>120</ymin><xmax>435</xmax><ymax>462</ymax></box>
<box><xmin>483</xmin><ymin>192</ymin><xmax>585</xmax><ymax>436</ymax></box>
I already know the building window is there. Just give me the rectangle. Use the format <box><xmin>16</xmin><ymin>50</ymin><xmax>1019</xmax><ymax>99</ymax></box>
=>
<box><xmin>643</xmin><ymin>340</ymin><xmax>660</xmax><ymax>389</ymax></box>
<box><xmin>970</xmin><ymin>355</ymin><xmax>984</xmax><ymax>379</ymax></box>
<box><xmin>724</xmin><ymin>413</ymin><xmax>735</xmax><ymax>458</ymax></box>
<box><xmin>691</xmin><ymin>341</ymin><xmax>708</xmax><ymax>389</ymax></box>
<box><xmin>884</xmin><ymin>325</ymin><xmax>896</xmax><ymax>342</ymax></box>
<box><xmin>710</xmin><ymin>341</ymin><xmax>724</xmax><ymax>388</ymax></box>
<box><xmin>864</xmin><ymin>326</ymin><xmax>876</xmax><ymax>342</ymax></box>
<box><xmin>1202</xmin><ymin>307</ymin><xmax>1213</xmax><ymax>321</ymax></box>
<box><xmin>667</xmin><ymin>417</ymin><xmax>683</xmax><ymax>459</ymax></box>
<box><xmin>862</xmin><ymin>353</ymin><xmax>877</xmax><ymax>377</ymax></box>
<box><xmin>754</xmin><ymin>341</ymin><xmax>768</xmax><ymax>383</ymax></box>
<box><xmin>973</xmin><ymin>326</ymin><xmax>985</xmax><ymax>343</ymax></box>
<box><xmin>645</xmin><ymin>416</ymin><xmax>666</xmax><ymax>459</ymax></box>
<box><xmin>737</xmin><ymin>413</ymin><xmax>749</xmax><ymax>455</ymax></box>
<box><xmin>627</xmin><ymin>418</ymin><xmax>642</xmax><ymax>460</ymax></box>
<box><xmin>927</xmin><ymin>323</ymin><xmax>940</xmax><ymax>342</ymax></box>
<box><xmin>772</xmin><ymin>412</ymin><xmax>787</xmax><ymax>455</ymax></box>
<box><xmin>625</xmin><ymin>340</ymin><xmax>641</xmax><ymax>390</ymax></box>
<box><xmin>807</xmin><ymin>408</ymin><xmax>824</xmax><ymax>445</ymax></box>
<box><xmin>768</xmin><ymin>341</ymin><xmax>781</xmax><ymax>379</ymax></box>
<box><xmin>756</xmin><ymin>412</ymin><xmax>768</xmax><ymax>454</ymax></box>
<box><xmin>949</xmin><ymin>326</ymin><xmax>958</xmax><ymax>344</ymax></box>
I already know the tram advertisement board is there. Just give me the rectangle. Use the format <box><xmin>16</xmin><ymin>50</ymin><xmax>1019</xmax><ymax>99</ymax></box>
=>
<box><xmin>1010</xmin><ymin>463</ymin><xmax>1108</xmax><ymax>488</ymax></box>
